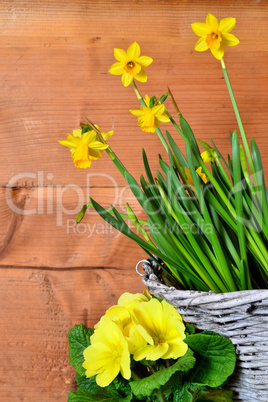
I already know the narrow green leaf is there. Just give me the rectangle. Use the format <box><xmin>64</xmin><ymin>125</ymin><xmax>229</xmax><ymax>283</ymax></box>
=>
<box><xmin>231</xmin><ymin>131</ymin><xmax>250</xmax><ymax>289</ymax></box>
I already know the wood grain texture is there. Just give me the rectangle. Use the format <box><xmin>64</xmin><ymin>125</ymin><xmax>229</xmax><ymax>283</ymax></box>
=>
<box><xmin>0</xmin><ymin>268</ymin><xmax>143</xmax><ymax>401</ymax></box>
<box><xmin>0</xmin><ymin>0</ymin><xmax>267</xmax><ymax>400</ymax></box>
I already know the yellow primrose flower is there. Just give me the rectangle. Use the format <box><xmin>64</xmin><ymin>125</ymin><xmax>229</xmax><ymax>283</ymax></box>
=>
<box><xmin>109</xmin><ymin>42</ymin><xmax>153</xmax><ymax>87</ymax></box>
<box><xmin>185</xmin><ymin>166</ymin><xmax>209</xmax><ymax>188</ymax></box>
<box><xmin>59</xmin><ymin>128</ymin><xmax>113</xmax><ymax>169</ymax></box>
<box><xmin>191</xmin><ymin>13</ymin><xmax>239</xmax><ymax>60</ymax></box>
<box><xmin>130</xmin><ymin>95</ymin><xmax>170</xmax><ymax>133</ymax></box>
<box><xmin>83</xmin><ymin>317</ymin><xmax>131</xmax><ymax>387</ymax></box>
<box><xmin>117</xmin><ymin>289</ymin><xmax>152</xmax><ymax>313</ymax></box>
<box><xmin>131</xmin><ymin>298</ymin><xmax>188</xmax><ymax>361</ymax></box>
<box><xmin>95</xmin><ymin>290</ymin><xmax>151</xmax><ymax>330</ymax></box>
<box><xmin>201</xmin><ymin>150</ymin><xmax>216</xmax><ymax>163</ymax></box>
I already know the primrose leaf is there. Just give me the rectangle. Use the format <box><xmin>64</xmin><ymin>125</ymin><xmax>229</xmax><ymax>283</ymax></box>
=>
<box><xmin>196</xmin><ymin>387</ymin><xmax>233</xmax><ymax>401</ymax></box>
<box><xmin>184</xmin><ymin>333</ymin><xmax>236</xmax><ymax>387</ymax></box>
<box><xmin>68</xmin><ymin>324</ymin><xmax>93</xmax><ymax>376</ymax></box>
<box><xmin>130</xmin><ymin>350</ymin><xmax>196</xmax><ymax>398</ymax></box>
<box><xmin>68</xmin><ymin>387</ymin><xmax>132</xmax><ymax>401</ymax></box>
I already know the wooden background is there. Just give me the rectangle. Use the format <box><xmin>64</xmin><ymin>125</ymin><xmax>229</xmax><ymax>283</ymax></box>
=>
<box><xmin>0</xmin><ymin>0</ymin><xmax>267</xmax><ymax>400</ymax></box>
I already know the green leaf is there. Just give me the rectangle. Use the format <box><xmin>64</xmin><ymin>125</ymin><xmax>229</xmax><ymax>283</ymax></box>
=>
<box><xmin>130</xmin><ymin>350</ymin><xmax>196</xmax><ymax>398</ymax></box>
<box><xmin>173</xmin><ymin>383</ymin><xmax>206</xmax><ymax>402</ymax></box>
<box><xmin>197</xmin><ymin>388</ymin><xmax>233</xmax><ymax>402</ymax></box>
<box><xmin>184</xmin><ymin>333</ymin><xmax>236</xmax><ymax>387</ymax></box>
<box><xmin>68</xmin><ymin>387</ymin><xmax>132</xmax><ymax>401</ymax></box>
<box><xmin>68</xmin><ymin>324</ymin><xmax>93</xmax><ymax>376</ymax></box>
<box><xmin>72</xmin><ymin>374</ymin><xmax>132</xmax><ymax>401</ymax></box>
<box><xmin>76</xmin><ymin>374</ymin><xmax>102</xmax><ymax>396</ymax></box>
<box><xmin>173</xmin><ymin>385</ymin><xmax>192</xmax><ymax>402</ymax></box>
<box><xmin>68</xmin><ymin>388</ymin><xmax>95</xmax><ymax>401</ymax></box>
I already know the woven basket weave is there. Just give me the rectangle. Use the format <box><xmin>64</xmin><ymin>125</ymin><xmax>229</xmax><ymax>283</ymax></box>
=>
<box><xmin>140</xmin><ymin>259</ymin><xmax>268</xmax><ymax>402</ymax></box>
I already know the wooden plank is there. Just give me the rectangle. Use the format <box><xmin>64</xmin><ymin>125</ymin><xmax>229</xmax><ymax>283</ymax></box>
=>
<box><xmin>0</xmin><ymin>187</ymin><xmax>147</xmax><ymax>268</ymax></box>
<box><xmin>0</xmin><ymin>268</ymin><xmax>144</xmax><ymax>401</ymax></box>
<box><xmin>0</xmin><ymin>1</ymin><xmax>268</xmax><ymax>400</ymax></box>
<box><xmin>0</xmin><ymin>2</ymin><xmax>267</xmax><ymax>187</ymax></box>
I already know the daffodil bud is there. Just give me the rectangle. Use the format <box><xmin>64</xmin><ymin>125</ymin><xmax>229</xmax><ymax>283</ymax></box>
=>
<box><xmin>160</xmin><ymin>92</ymin><xmax>168</xmax><ymax>103</ymax></box>
<box><xmin>76</xmin><ymin>204</ymin><xmax>88</xmax><ymax>223</ymax></box>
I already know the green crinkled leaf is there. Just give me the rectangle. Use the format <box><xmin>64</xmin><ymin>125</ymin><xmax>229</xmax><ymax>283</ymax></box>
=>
<box><xmin>68</xmin><ymin>387</ymin><xmax>132</xmax><ymax>401</ymax></box>
<box><xmin>76</xmin><ymin>374</ymin><xmax>101</xmax><ymax>396</ymax></box>
<box><xmin>130</xmin><ymin>350</ymin><xmax>196</xmax><ymax>398</ymax></box>
<box><xmin>173</xmin><ymin>383</ymin><xmax>205</xmax><ymax>402</ymax></box>
<box><xmin>184</xmin><ymin>333</ymin><xmax>236</xmax><ymax>387</ymax></box>
<box><xmin>75</xmin><ymin>374</ymin><xmax>132</xmax><ymax>401</ymax></box>
<box><xmin>108</xmin><ymin>375</ymin><xmax>132</xmax><ymax>396</ymax></box>
<box><xmin>68</xmin><ymin>324</ymin><xmax>93</xmax><ymax>376</ymax></box>
<box><xmin>197</xmin><ymin>388</ymin><xmax>233</xmax><ymax>401</ymax></box>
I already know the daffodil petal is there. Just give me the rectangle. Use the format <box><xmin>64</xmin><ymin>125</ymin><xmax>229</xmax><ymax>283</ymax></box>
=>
<box><xmin>114</xmin><ymin>48</ymin><xmax>128</xmax><ymax>62</ymax></box>
<box><xmin>144</xmin><ymin>95</ymin><xmax>150</xmax><ymax>107</ymax></box>
<box><xmin>121</xmin><ymin>72</ymin><xmax>133</xmax><ymax>87</ymax></box>
<box><xmin>157</xmin><ymin>114</ymin><xmax>170</xmax><ymax>123</ymax></box>
<box><xmin>191</xmin><ymin>22</ymin><xmax>210</xmax><ymax>37</ymax></box>
<box><xmin>151</xmin><ymin>104</ymin><xmax>165</xmax><ymax>115</ymax></box>
<box><xmin>90</xmin><ymin>141</ymin><xmax>109</xmax><ymax>150</ymax></box>
<box><xmin>219</xmin><ymin>17</ymin><xmax>236</xmax><ymax>33</ymax></box>
<box><xmin>194</xmin><ymin>37</ymin><xmax>209</xmax><ymax>52</ymax></box>
<box><xmin>206</xmin><ymin>13</ymin><xmax>219</xmax><ymax>30</ymax></box>
<box><xmin>136</xmin><ymin>56</ymin><xmax>153</xmax><ymax>67</ymax></box>
<box><xmin>59</xmin><ymin>139</ymin><xmax>76</xmax><ymax>149</ymax></box>
<box><xmin>88</xmin><ymin>149</ymin><xmax>102</xmax><ymax>159</ymax></box>
<box><xmin>211</xmin><ymin>43</ymin><xmax>225</xmax><ymax>59</ymax></box>
<box><xmin>109</xmin><ymin>62</ymin><xmax>124</xmax><ymax>75</ymax></box>
<box><xmin>127</xmin><ymin>42</ymin><xmax>140</xmax><ymax>59</ymax></box>
<box><xmin>222</xmin><ymin>32</ymin><xmax>240</xmax><ymax>46</ymax></box>
<box><xmin>101</xmin><ymin>130</ymin><xmax>113</xmax><ymax>141</ymax></box>
<box><xmin>134</xmin><ymin>69</ymin><xmax>147</xmax><ymax>83</ymax></box>
<box><xmin>67</xmin><ymin>134</ymin><xmax>81</xmax><ymax>144</ymax></box>
<box><xmin>72</xmin><ymin>129</ymin><xmax>82</xmax><ymax>138</ymax></box>
<box><xmin>130</xmin><ymin>109</ymin><xmax>144</xmax><ymax>117</ymax></box>
<box><xmin>82</xmin><ymin>131</ymin><xmax>96</xmax><ymax>144</ymax></box>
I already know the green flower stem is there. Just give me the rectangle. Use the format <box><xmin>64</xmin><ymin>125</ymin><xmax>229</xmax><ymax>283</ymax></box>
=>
<box><xmin>105</xmin><ymin>147</ymin><xmax>127</xmax><ymax>177</ymax></box>
<box><xmin>131</xmin><ymin>81</ymin><xmax>169</xmax><ymax>153</ymax></box>
<box><xmin>164</xmin><ymin>109</ymin><xmax>187</xmax><ymax>142</ymax></box>
<box><xmin>220</xmin><ymin>58</ymin><xmax>255</xmax><ymax>177</ymax></box>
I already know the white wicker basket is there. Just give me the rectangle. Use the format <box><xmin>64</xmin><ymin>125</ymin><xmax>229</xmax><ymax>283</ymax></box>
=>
<box><xmin>140</xmin><ymin>260</ymin><xmax>268</xmax><ymax>402</ymax></box>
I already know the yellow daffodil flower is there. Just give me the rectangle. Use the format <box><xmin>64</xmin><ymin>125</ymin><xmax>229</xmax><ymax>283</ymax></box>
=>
<box><xmin>191</xmin><ymin>13</ymin><xmax>239</xmax><ymax>60</ymax></box>
<box><xmin>185</xmin><ymin>166</ymin><xmax>210</xmax><ymax>188</ymax></box>
<box><xmin>131</xmin><ymin>298</ymin><xmax>188</xmax><ymax>361</ymax></box>
<box><xmin>59</xmin><ymin>128</ymin><xmax>113</xmax><ymax>169</ymax></box>
<box><xmin>83</xmin><ymin>317</ymin><xmax>131</xmax><ymax>387</ymax></box>
<box><xmin>130</xmin><ymin>95</ymin><xmax>170</xmax><ymax>133</ymax></box>
<box><xmin>109</xmin><ymin>42</ymin><xmax>153</xmax><ymax>87</ymax></box>
<box><xmin>201</xmin><ymin>150</ymin><xmax>216</xmax><ymax>163</ymax></box>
